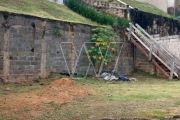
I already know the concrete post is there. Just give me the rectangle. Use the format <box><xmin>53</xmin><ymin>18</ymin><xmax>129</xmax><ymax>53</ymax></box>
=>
<box><xmin>3</xmin><ymin>29</ymin><xmax>10</xmax><ymax>81</ymax></box>
<box><xmin>40</xmin><ymin>21</ymin><xmax>47</xmax><ymax>78</ymax></box>
<box><xmin>126</xmin><ymin>5</ymin><xmax>131</xmax><ymax>20</ymax></box>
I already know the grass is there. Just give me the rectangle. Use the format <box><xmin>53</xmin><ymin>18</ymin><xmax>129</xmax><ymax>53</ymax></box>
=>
<box><xmin>0</xmin><ymin>0</ymin><xmax>98</xmax><ymax>26</ymax></box>
<box><xmin>121</xmin><ymin>0</ymin><xmax>173</xmax><ymax>18</ymax></box>
<box><xmin>0</xmin><ymin>74</ymin><xmax>61</xmax><ymax>96</ymax></box>
<box><xmin>1</xmin><ymin>72</ymin><xmax>180</xmax><ymax>119</ymax></box>
<box><xmin>99</xmin><ymin>0</ymin><xmax>174</xmax><ymax>18</ymax></box>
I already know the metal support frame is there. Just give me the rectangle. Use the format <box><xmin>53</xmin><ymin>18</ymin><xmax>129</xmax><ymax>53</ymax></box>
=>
<box><xmin>60</xmin><ymin>42</ymin><xmax>124</xmax><ymax>79</ymax></box>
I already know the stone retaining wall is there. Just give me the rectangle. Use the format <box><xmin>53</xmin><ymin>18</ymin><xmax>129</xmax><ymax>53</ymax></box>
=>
<box><xmin>130</xmin><ymin>9</ymin><xmax>180</xmax><ymax>36</ymax></box>
<box><xmin>156</xmin><ymin>40</ymin><xmax>180</xmax><ymax>60</ymax></box>
<box><xmin>0</xmin><ymin>12</ymin><xmax>133</xmax><ymax>82</ymax></box>
<box><xmin>73</xmin><ymin>0</ymin><xmax>180</xmax><ymax>37</ymax></box>
<box><xmin>76</xmin><ymin>0</ymin><xmax>130</xmax><ymax>18</ymax></box>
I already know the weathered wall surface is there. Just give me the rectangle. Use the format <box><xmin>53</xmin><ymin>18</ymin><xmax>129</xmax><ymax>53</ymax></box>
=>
<box><xmin>75</xmin><ymin>0</ymin><xmax>180</xmax><ymax>37</ymax></box>
<box><xmin>0</xmin><ymin>12</ymin><xmax>133</xmax><ymax>82</ymax></box>
<box><xmin>78</xmin><ymin>0</ymin><xmax>129</xmax><ymax>18</ymax></box>
<box><xmin>0</xmin><ymin>26</ymin><xmax>4</xmax><ymax>77</ymax></box>
<box><xmin>155</xmin><ymin>36</ymin><xmax>180</xmax><ymax>59</ymax></box>
<box><xmin>130</xmin><ymin>9</ymin><xmax>180</xmax><ymax>36</ymax></box>
<box><xmin>135</xmin><ymin>48</ymin><xmax>168</xmax><ymax>77</ymax></box>
<box><xmin>135</xmin><ymin>49</ymin><xmax>155</xmax><ymax>75</ymax></box>
<box><xmin>71</xmin><ymin>0</ymin><xmax>180</xmax><ymax>77</ymax></box>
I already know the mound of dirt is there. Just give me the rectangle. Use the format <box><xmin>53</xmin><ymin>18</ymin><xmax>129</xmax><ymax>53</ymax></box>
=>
<box><xmin>0</xmin><ymin>78</ymin><xmax>91</xmax><ymax>118</ymax></box>
<box><xmin>33</xmin><ymin>78</ymin><xmax>91</xmax><ymax>103</ymax></box>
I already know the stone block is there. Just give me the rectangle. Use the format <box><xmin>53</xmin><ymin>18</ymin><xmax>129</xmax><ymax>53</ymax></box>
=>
<box><xmin>26</xmin><ymin>56</ymin><xmax>34</xmax><ymax>61</ymax></box>
<box><xmin>31</xmin><ymin>61</ymin><xmax>39</xmax><ymax>65</ymax></box>
<box><xmin>35</xmin><ymin>57</ymin><xmax>41</xmax><ymax>61</ymax></box>
<box><xmin>14</xmin><ymin>61</ymin><xmax>31</xmax><ymax>65</ymax></box>
<box><xmin>24</xmin><ymin>65</ymin><xmax>34</xmax><ymax>70</ymax></box>
<box><xmin>0</xmin><ymin>65</ymin><xmax>3</xmax><ymax>70</ymax></box>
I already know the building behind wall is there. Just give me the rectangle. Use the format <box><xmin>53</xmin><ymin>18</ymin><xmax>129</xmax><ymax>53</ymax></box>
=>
<box><xmin>136</xmin><ymin>0</ymin><xmax>168</xmax><ymax>12</ymax></box>
<box><xmin>48</xmin><ymin>0</ymin><xmax>64</xmax><ymax>4</ymax></box>
<box><xmin>137</xmin><ymin>0</ymin><xmax>180</xmax><ymax>16</ymax></box>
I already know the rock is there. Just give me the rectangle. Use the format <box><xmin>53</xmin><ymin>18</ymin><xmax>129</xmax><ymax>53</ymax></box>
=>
<box><xmin>5</xmin><ymin>87</ymin><xmax>10</xmax><ymax>91</ymax></box>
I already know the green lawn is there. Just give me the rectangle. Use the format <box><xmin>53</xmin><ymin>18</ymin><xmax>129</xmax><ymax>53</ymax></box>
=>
<box><xmin>0</xmin><ymin>0</ymin><xmax>98</xmax><ymax>26</ymax></box>
<box><xmin>0</xmin><ymin>72</ymin><xmax>180</xmax><ymax>120</ymax></box>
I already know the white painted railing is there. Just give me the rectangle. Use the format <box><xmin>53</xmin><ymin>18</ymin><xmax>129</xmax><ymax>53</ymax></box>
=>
<box><xmin>117</xmin><ymin>0</ymin><xmax>133</xmax><ymax>9</ymax></box>
<box><xmin>128</xmin><ymin>23</ymin><xmax>180</xmax><ymax>80</ymax></box>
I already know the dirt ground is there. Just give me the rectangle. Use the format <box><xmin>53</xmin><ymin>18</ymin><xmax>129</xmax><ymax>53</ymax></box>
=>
<box><xmin>0</xmin><ymin>78</ymin><xmax>92</xmax><ymax>119</ymax></box>
<box><xmin>0</xmin><ymin>75</ymin><xmax>180</xmax><ymax>120</ymax></box>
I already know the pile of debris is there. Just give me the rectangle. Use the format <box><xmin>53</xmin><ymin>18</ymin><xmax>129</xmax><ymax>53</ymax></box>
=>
<box><xmin>100</xmin><ymin>71</ymin><xmax>138</xmax><ymax>82</ymax></box>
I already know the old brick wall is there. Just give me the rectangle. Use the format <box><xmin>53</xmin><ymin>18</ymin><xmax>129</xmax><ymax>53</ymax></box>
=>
<box><xmin>135</xmin><ymin>48</ymin><xmax>168</xmax><ymax>77</ymax></box>
<box><xmin>74</xmin><ymin>0</ymin><xmax>180</xmax><ymax>37</ymax></box>
<box><xmin>0</xmin><ymin>12</ymin><xmax>133</xmax><ymax>82</ymax></box>
<box><xmin>0</xmin><ymin>24</ymin><xmax>4</xmax><ymax>77</ymax></box>
<box><xmin>77</xmin><ymin>0</ymin><xmax>129</xmax><ymax>18</ymax></box>
<box><xmin>66</xmin><ymin>0</ymin><xmax>180</xmax><ymax>77</ymax></box>
<box><xmin>135</xmin><ymin>49</ymin><xmax>155</xmax><ymax>75</ymax></box>
<box><xmin>44</xmin><ymin>21</ymin><xmax>92</xmax><ymax>75</ymax></box>
<box><xmin>155</xmin><ymin>36</ymin><xmax>180</xmax><ymax>59</ymax></box>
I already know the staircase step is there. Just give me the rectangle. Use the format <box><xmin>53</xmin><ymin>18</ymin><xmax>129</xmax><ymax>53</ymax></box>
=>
<box><xmin>125</xmin><ymin>31</ymin><xmax>177</xmax><ymax>79</ymax></box>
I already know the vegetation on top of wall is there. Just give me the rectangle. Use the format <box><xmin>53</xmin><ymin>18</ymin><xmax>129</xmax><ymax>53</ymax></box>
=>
<box><xmin>66</xmin><ymin>0</ymin><xmax>129</xmax><ymax>27</ymax></box>
<box><xmin>0</xmin><ymin>0</ymin><xmax>98</xmax><ymax>26</ymax></box>
<box><xmin>98</xmin><ymin>0</ymin><xmax>173</xmax><ymax>18</ymax></box>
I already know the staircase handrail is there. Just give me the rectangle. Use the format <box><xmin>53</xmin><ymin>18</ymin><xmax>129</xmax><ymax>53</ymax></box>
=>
<box><xmin>135</xmin><ymin>23</ymin><xmax>180</xmax><ymax>70</ymax></box>
<box><xmin>128</xmin><ymin>23</ymin><xmax>180</xmax><ymax>79</ymax></box>
<box><xmin>128</xmin><ymin>25</ymin><xmax>172</xmax><ymax>71</ymax></box>
<box><xmin>117</xmin><ymin>0</ymin><xmax>133</xmax><ymax>9</ymax></box>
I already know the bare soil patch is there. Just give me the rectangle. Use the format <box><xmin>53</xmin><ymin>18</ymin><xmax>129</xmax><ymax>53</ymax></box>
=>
<box><xmin>0</xmin><ymin>78</ymin><xmax>91</xmax><ymax>118</ymax></box>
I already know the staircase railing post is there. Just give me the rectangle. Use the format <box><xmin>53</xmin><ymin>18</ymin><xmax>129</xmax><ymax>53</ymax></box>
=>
<box><xmin>128</xmin><ymin>23</ymin><xmax>132</xmax><ymax>41</ymax></box>
<box><xmin>148</xmin><ymin>43</ymin><xmax>153</xmax><ymax>61</ymax></box>
<box><xmin>169</xmin><ymin>62</ymin><xmax>175</xmax><ymax>80</ymax></box>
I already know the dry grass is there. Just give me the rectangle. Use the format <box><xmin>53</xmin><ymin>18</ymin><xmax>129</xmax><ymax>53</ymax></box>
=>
<box><xmin>0</xmin><ymin>73</ymin><xmax>180</xmax><ymax>120</ymax></box>
<box><xmin>0</xmin><ymin>0</ymin><xmax>98</xmax><ymax>26</ymax></box>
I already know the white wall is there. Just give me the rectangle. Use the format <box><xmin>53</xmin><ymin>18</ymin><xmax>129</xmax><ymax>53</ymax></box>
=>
<box><xmin>148</xmin><ymin>0</ymin><xmax>168</xmax><ymax>12</ymax></box>
<box><xmin>48</xmin><ymin>0</ymin><xmax>64</xmax><ymax>4</ymax></box>
<box><xmin>167</xmin><ymin>0</ymin><xmax>174</xmax><ymax>7</ymax></box>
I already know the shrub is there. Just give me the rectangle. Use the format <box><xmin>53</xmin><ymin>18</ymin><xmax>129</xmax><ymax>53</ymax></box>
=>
<box><xmin>66</xmin><ymin>0</ymin><xmax>129</xmax><ymax>27</ymax></box>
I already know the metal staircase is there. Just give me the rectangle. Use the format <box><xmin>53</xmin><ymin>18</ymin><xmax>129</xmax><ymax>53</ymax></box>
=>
<box><xmin>127</xmin><ymin>23</ymin><xmax>180</xmax><ymax>80</ymax></box>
